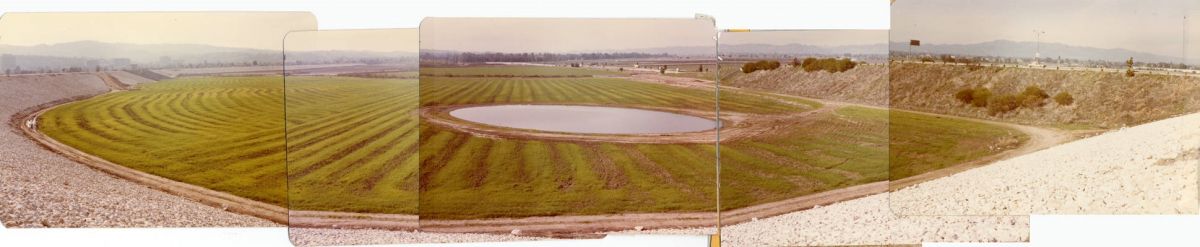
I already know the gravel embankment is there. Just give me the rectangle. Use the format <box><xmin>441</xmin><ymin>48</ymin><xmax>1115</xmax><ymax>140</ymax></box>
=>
<box><xmin>621</xmin><ymin>193</ymin><xmax>1028</xmax><ymax>246</ymax></box>
<box><xmin>288</xmin><ymin>228</ymin><xmax>545</xmax><ymax>246</ymax></box>
<box><xmin>891</xmin><ymin>112</ymin><xmax>1200</xmax><ymax>215</ymax></box>
<box><xmin>0</xmin><ymin>74</ymin><xmax>275</xmax><ymax>228</ymax></box>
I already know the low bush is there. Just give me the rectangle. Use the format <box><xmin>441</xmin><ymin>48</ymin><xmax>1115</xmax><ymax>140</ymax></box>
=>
<box><xmin>954</xmin><ymin>88</ymin><xmax>975</xmax><ymax>104</ymax></box>
<box><xmin>1019</xmin><ymin>86</ymin><xmax>1049</xmax><ymax>108</ymax></box>
<box><xmin>1054</xmin><ymin>92</ymin><xmax>1074</xmax><ymax>106</ymax></box>
<box><xmin>987</xmin><ymin>94</ymin><xmax>1020</xmax><ymax>115</ymax></box>
<box><xmin>970</xmin><ymin>87</ymin><xmax>992</xmax><ymax>107</ymax></box>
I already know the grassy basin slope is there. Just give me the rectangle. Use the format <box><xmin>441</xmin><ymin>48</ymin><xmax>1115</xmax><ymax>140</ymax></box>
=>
<box><xmin>284</xmin><ymin>77</ymin><xmax>419</xmax><ymax>214</ymax></box>
<box><xmin>40</xmin><ymin>76</ymin><xmax>288</xmax><ymax>206</ymax></box>
<box><xmin>418</xmin><ymin>66</ymin><xmax>895</xmax><ymax>220</ymax></box>
<box><xmin>39</xmin><ymin>76</ymin><xmax>421</xmax><ymax>214</ymax></box>
<box><xmin>37</xmin><ymin>66</ymin><xmax>1027</xmax><ymax>219</ymax></box>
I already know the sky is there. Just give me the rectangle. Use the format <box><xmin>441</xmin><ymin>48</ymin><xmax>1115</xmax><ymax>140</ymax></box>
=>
<box><xmin>0</xmin><ymin>12</ymin><xmax>316</xmax><ymax>50</ymax></box>
<box><xmin>719</xmin><ymin>29</ymin><xmax>887</xmax><ymax>46</ymax></box>
<box><xmin>419</xmin><ymin>18</ymin><xmax>715</xmax><ymax>53</ymax></box>
<box><xmin>891</xmin><ymin>0</ymin><xmax>1199</xmax><ymax>63</ymax></box>
<box><xmin>285</xmin><ymin>29</ymin><xmax>418</xmax><ymax>53</ymax></box>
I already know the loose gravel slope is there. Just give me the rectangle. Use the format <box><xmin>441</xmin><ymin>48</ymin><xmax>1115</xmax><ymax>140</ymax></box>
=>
<box><xmin>0</xmin><ymin>74</ymin><xmax>273</xmax><ymax>227</ymax></box>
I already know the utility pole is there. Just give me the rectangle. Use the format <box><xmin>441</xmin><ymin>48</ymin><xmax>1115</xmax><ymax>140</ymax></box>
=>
<box><xmin>1033</xmin><ymin>29</ymin><xmax>1046</xmax><ymax>65</ymax></box>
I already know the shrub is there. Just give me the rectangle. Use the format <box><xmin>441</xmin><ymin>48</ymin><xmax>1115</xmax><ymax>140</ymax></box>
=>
<box><xmin>1019</xmin><ymin>86</ymin><xmax>1049</xmax><ymax>108</ymax></box>
<box><xmin>970</xmin><ymin>87</ymin><xmax>992</xmax><ymax>107</ymax></box>
<box><xmin>987</xmin><ymin>94</ymin><xmax>1020</xmax><ymax>115</ymax></box>
<box><xmin>741</xmin><ymin>60</ymin><xmax>781</xmax><ymax>73</ymax></box>
<box><xmin>954</xmin><ymin>88</ymin><xmax>975</xmax><ymax>104</ymax></box>
<box><xmin>1054</xmin><ymin>92</ymin><xmax>1074</xmax><ymax>105</ymax></box>
<box><xmin>799</xmin><ymin>57</ymin><xmax>858</xmax><ymax>73</ymax></box>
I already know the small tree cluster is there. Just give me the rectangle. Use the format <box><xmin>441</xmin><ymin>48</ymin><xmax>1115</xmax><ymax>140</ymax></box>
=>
<box><xmin>800</xmin><ymin>57</ymin><xmax>857</xmax><ymax>73</ymax></box>
<box><xmin>1125</xmin><ymin>57</ymin><xmax>1136</xmax><ymax>77</ymax></box>
<box><xmin>953</xmin><ymin>85</ymin><xmax>1072</xmax><ymax>116</ymax></box>
<box><xmin>741</xmin><ymin>60</ymin><xmax>781</xmax><ymax>73</ymax></box>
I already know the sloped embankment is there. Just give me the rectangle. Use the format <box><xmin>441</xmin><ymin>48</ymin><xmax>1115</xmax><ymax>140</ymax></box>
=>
<box><xmin>722</xmin><ymin>64</ymin><xmax>888</xmax><ymax>106</ymax></box>
<box><xmin>890</xmin><ymin>63</ymin><xmax>1200</xmax><ymax>128</ymax></box>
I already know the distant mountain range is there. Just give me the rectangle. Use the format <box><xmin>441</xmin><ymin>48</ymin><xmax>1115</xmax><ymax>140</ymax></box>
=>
<box><xmin>0</xmin><ymin>41</ymin><xmax>416</xmax><ymax>69</ymax></box>
<box><xmin>890</xmin><ymin>40</ymin><xmax>1187</xmax><ymax>64</ymax></box>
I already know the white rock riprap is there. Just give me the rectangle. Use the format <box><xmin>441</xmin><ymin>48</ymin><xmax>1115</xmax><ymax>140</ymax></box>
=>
<box><xmin>891</xmin><ymin>113</ymin><xmax>1200</xmax><ymax>215</ymax></box>
<box><xmin>625</xmin><ymin>193</ymin><xmax>1028</xmax><ymax>246</ymax></box>
<box><xmin>287</xmin><ymin>228</ymin><xmax>545</xmax><ymax>246</ymax></box>
<box><xmin>0</xmin><ymin>74</ymin><xmax>274</xmax><ymax>227</ymax></box>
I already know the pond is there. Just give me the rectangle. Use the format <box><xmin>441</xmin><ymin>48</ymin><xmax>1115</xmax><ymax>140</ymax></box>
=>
<box><xmin>449</xmin><ymin>105</ymin><xmax>718</xmax><ymax>135</ymax></box>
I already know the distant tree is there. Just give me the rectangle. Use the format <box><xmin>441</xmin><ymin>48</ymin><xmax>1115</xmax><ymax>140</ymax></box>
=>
<box><xmin>697</xmin><ymin>64</ymin><xmax>704</xmax><ymax>72</ymax></box>
<box><xmin>5</xmin><ymin>68</ymin><xmax>10</xmax><ymax>77</ymax></box>
<box><xmin>1125</xmin><ymin>57</ymin><xmax>1135</xmax><ymax>77</ymax></box>
<box><xmin>790</xmin><ymin>58</ymin><xmax>802</xmax><ymax>67</ymax></box>
<box><xmin>659</xmin><ymin>65</ymin><xmax>667</xmax><ymax>74</ymax></box>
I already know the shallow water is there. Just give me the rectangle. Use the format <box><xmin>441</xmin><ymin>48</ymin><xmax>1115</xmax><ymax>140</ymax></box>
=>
<box><xmin>449</xmin><ymin>105</ymin><xmax>718</xmax><ymax>134</ymax></box>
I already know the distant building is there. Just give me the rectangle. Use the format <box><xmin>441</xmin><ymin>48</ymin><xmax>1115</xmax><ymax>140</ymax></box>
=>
<box><xmin>0</xmin><ymin>54</ymin><xmax>15</xmax><ymax>70</ymax></box>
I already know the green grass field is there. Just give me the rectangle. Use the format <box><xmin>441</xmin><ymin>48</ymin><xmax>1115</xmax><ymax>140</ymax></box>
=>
<box><xmin>888</xmin><ymin>110</ymin><xmax>1027</xmax><ymax>180</ymax></box>
<box><xmin>38</xmin><ymin>65</ymin><xmax>1024</xmax><ymax>220</ymax></box>
<box><xmin>284</xmin><ymin>76</ymin><xmax>418</xmax><ymax>214</ymax></box>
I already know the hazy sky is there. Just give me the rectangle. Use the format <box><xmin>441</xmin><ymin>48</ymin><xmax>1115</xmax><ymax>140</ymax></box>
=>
<box><xmin>720</xmin><ymin>29</ymin><xmax>887</xmax><ymax>46</ymax></box>
<box><xmin>892</xmin><ymin>0</ymin><xmax>1199</xmax><ymax>62</ymax></box>
<box><xmin>286</xmin><ymin>29</ymin><xmax>418</xmax><ymax>53</ymax></box>
<box><xmin>420</xmin><ymin>18</ymin><xmax>715</xmax><ymax>53</ymax></box>
<box><xmin>0</xmin><ymin>12</ymin><xmax>315</xmax><ymax>50</ymax></box>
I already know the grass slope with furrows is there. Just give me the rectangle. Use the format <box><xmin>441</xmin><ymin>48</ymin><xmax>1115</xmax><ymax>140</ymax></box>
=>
<box><xmin>418</xmin><ymin>66</ymin><xmax>894</xmax><ymax>219</ymax></box>
<box><xmin>36</xmin><ymin>65</ymin><xmax>1029</xmax><ymax>219</ymax></box>
<box><xmin>38</xmin><ymin>76</ymin><xmax>421</xmax><ymax>214</ymax></box>
<box><xmin>39</xmin><ymin>76</ymin><xmax>288</xmax><ymax>206</ymax></box>
<box><xmin>284</xmin><ymin>76</ymin><xmax>419</xmax><ymax>214</ymax></box>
